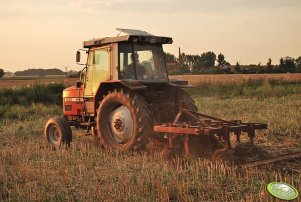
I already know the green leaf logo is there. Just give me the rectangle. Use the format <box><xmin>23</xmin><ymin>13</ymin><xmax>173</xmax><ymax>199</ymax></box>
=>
<box><xmin>267</xmin><ymin>182</ymin><xmax>299</xmax><ymax>200</ymax></box>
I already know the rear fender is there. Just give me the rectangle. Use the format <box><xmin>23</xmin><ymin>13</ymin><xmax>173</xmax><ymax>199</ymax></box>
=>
<box><xmin>93</xmin><ymin>80</ymin><xmax>147</xmax><ymax>114</ymax></box>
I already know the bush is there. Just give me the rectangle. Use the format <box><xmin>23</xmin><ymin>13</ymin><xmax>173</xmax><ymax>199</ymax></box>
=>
<box><xmin>0</xmin><ymin>83</ymin><xmax>66</xmax><ymax>106</ymax></box>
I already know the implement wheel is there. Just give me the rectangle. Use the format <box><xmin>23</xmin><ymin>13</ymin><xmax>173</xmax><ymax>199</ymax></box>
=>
<box><xmin>97</xmin><ymin>89</ymin><xmax>153</xmax><ymax>151</ymax></box>
<box><xmin>44</xmin><ymin>117</ymin><xmax>72</xmax><ymax>149</ymax></box>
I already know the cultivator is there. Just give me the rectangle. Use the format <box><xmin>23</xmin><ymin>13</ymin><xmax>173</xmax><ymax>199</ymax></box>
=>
<box><xmin>154</xmin><ymin>101</ymin><xmax>267</xmax><ymax>158</ymax></box>
<box><xmin>154</xmin><ymin>101</ymin><xmax>301</xmax><ymax>167</ymax></box>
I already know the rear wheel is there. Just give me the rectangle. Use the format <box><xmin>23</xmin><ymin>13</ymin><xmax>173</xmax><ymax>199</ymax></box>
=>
<box><xmin>44</xmin><ymin>117</ymin><xmax>72</xmax><ymax>149</ymax></box>
<box><xmin>96</xmin><ymin>89</ymin><xmax>153</xmax><ymax>151</ymax></box>
<box><xmin>179</xmin><ymin>89</ymin><xmax>220</xmax><ymax>157</ymax></box>
<box><xmin>160</xmin><ymin>87</ymin><xmax>219</xmax><ymax>158</ymax></box>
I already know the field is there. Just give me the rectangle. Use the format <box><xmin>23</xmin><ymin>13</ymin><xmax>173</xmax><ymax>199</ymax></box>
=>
<box><xmin>0</xmin><ymin>75</ymin><xmax>300</xmax><ymax>201</ymax></box>
<box><xmin>1</xmin><ymin>73</ymin><xmax>301</xmax><ymax>89</ymax></box>
<box><xmin>170</xmin><ymin>73</ymin><xmax>301</xmax><ymax>86</ymax></box>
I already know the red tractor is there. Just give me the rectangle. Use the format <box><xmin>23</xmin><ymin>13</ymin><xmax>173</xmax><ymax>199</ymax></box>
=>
<box><xmin>45</xmin><ymin>28</ymin><xmax>267</xmax><ymax>158</ymax></box>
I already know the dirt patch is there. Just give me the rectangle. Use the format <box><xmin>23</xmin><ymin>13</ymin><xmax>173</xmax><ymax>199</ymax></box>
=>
<box><xmin>145</xmin><ymin>135</ymin><xmax>222</xmax><ymax>160</ymax></box>
<box><xmin>233</xmin><ymin>142</ymin><xmax>269</xmax><ymax>163</ymax></box>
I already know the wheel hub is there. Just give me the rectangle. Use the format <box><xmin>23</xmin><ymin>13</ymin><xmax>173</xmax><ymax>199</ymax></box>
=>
<box><xmin>109</xmin><ymin>105</ymin><xmax>133</xmax><ymax>143</ymax></box>
<box><xmin>49</xmin><ymin>125</ymin><xmax>59</xmax><ymax>144</ymax></box>
<box><xmin>113</xmin><ymin>118</ymin><xmax>124</xmax><ymax>132</ymax></box>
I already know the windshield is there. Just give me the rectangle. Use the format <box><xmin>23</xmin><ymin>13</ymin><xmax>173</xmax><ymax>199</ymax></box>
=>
<box><xmin>119</xmin><ymin>43</ymin><xmax>168</xmax><ymax>81</ymax></box>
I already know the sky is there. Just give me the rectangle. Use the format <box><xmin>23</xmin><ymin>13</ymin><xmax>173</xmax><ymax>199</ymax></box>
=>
<box><xmin>0</xmin><ymin>0</ymin><xmax>301</xmax><ymax>72</ymax></box>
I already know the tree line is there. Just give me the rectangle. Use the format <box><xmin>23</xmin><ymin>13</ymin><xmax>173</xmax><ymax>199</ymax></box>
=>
<box><xmin>0</xmin><ymin>68</ymin><xmax>81</xmax><ymax>78</ymax></box>
<box><xmin>1</xmin><ymin>52</ymin><xmax>301</xmax><ymax>78</ymax></box>
<box><xmin>165</xmin><ymin>49</ymin><xmax>301</xmax><ymax>75</ymax></box>
<box><xmin>14</xmin><ymin>68</ymin><xmax>65</xmax><ymax>77</ymax></box>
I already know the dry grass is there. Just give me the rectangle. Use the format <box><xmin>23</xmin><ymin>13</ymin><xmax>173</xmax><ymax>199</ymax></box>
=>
<box><xmin>1</xmin><ymin>93</ymin><xmax>300</xmax><ymax>201</ymax></box>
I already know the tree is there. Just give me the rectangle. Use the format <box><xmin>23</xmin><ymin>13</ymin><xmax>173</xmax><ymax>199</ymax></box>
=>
<box><xmin>296</xmin><ymin>56</ymin><xmax>301</xmax><ymax>72</ymax></box>
<box><xmin>195</xmin><ymin>51</ymin><xmax>216</xmax><ymax>70</ymax></box>
<box><xmin>296</xmin><ymin>56</ymin><xmax>301</xmax><ymax>67</ymax></box>
<box><xmin>267</xmin><ymin>58</ymin><xmax>273</xmax><ymax>73</ymax></box>
<box><xmin>15</xmin><ymin>68</ymin><xmax>65</xmax><ymax>77</ymax></box>
<box><xmin>164</xmin><ymin>52</ymin><xmax>176</xmax><ymax>63</ymax></box>
<box><xmin>184</xmin><ymin>54</ymin><xmax>201</xmax><ymax>70</ymax></box>
<box><xmin>267</xmin><ymin>58</ymin><xmax>272</xmax><ymax>67</ymax></box>
<box><xmin>0</xmin><ymin>69</ymin><xmax>4</xmax><ymax>78</ymax></box>
<box><xmin>178</xmin><ymin>47</ymin><xmax>184</xmax><ymax>67</ymax></box>
<box><xmin>176</xmin><ymin>51</ymin><xmax>190</xmax><ymax>73</ymax></box>
<box><xmin>164</xmin><ymin>52</ymin><xmax>178</xmax><ymax>74</ymax></box>
<box><xmin>217</xmin><ymin>53</ymin><xmax>227</xmax><ymax>66</ymax></box>
<box><xmin>283</xmin><ymin>57</ymin><xmax>296</xmax><ymax>72</ymax></box>
<box><xmin>234</xmin><ymin>62</ymin><xmax>241</xmax><ymax>73</ymax></box>
<box><xmin>279</xmin><ymin>57</ymin><xmax>284</xmax><ymax>71</ymax></box>
<box><xmin>278</xmin><ymin>57</ymin><xmax>295</xmax><ymax>73</ymax></box>
<box><xmin>186</xmin><ymin>54</ymin><xmax>194</xmax><ymax>69</ymax></box>
<box><xmin>176</xmin><ymin>48</ymin><xmax>190</xmax><ymax>73</ymax></box>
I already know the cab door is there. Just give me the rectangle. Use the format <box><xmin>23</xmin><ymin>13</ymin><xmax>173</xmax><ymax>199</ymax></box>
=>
<box><xmin>84</xmin><ymin>47</ymin><xmax>111</xmax><ymax>114</ymax></box>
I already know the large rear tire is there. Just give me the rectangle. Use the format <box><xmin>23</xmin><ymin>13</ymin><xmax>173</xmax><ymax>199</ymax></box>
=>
<box><xmin>160</xmin><ymin>87</ymin><xmax>219</xmax><ymax>158</ymax></box>
<box><xmin>96</xmin><ymin>89</ymin><xmax>153</xmax><ymax>151</ymax></box>
<box><xmin>44</xmin><ymin>117</ymin><xmax>72</xmax><ymax>149</ymax></box>
<box><xmin>178</xmin><ymin>88</ymin><xmax>198</xmax><ymax>112</ymax></box>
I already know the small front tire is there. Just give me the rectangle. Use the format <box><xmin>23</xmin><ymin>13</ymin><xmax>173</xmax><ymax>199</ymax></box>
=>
<box><xmin>44</xmin><ymin>117</ymin><xmax>72</xmax><ymax>149</ymax></box>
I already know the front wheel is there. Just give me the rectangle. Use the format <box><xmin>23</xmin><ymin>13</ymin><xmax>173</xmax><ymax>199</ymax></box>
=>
<box><xmin>96</xmin><ymin>89</ymin><xmax>154</xmax><ymax>151</ymax></box>
<box><xmin>44</xmin><ymin>117</ymin><xmax>72</xmax><ymax>149</ymax></box>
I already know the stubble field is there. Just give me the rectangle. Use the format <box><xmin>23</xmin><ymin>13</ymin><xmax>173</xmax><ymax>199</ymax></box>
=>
<box><xmin>0</xmin><ymin>74</ymin><xmax>300</xmax><ymax>201</ymax></box>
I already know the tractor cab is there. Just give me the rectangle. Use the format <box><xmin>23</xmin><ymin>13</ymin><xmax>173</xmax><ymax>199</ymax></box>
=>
<box><xmin>65</xmin><ymin>28</ymin><xmax>178</xmax><ymax>118</ymax></box>
<box><xmin>77</xmin><ymin>28</ymin><xmax>172</xmax><ymax>85</ymax></box>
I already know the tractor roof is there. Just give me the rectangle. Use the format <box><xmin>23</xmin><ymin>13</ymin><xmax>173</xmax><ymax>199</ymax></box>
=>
<box><xmin>83</xmin><ymin>28</ymin><xmax>173</xmax><ymax>48</ymax></box>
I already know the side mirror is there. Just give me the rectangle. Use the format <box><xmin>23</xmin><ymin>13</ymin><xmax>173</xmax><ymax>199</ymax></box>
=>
<box><xmin>76</xmin><ymin>49</ymin><xmax>88</xmax><ymax>65</ymax></box>
<box><xmin>76</xmin><ymin>51</ymin><xmax>81</xmax><ymax>63</ymax></box>
<box><xmin>76</xmin><ymin>81</ymin><xmax>82</xmax><ymax>88</ymax></box>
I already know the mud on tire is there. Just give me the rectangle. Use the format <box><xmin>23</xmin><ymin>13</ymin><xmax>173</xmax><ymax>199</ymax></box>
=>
<box><xmin>96</xmin><ymin>89</ymin><xmax>154</xmax><ymax>151</ymax></box>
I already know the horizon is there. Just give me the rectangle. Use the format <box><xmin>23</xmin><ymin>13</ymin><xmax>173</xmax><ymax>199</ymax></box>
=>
<box><xmin>1</xmin><ymin>0</ymin><xmax>300</xmax><ymax>72</ymax></box>
<box><xmin>4</xmin><ymin>58</ymin><xmax>296</xmax><ymax>74</ymax></box>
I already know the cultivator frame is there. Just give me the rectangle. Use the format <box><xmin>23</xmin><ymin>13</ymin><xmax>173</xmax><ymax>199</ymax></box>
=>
<box><xmin>154</xmin><ymin>102</ymin><xmax>267</xmax><ymax>157</ymax></box>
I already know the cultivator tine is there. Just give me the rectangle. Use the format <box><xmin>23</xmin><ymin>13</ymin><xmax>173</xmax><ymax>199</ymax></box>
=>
<box><xmin>247</xmin><ymin>123</ymin><xmax>255</xmax><ymax>144</ymax></box>
<box><xmin>168</xmin><ymin>135</ymin><xmax>175</xmax><ymax>149</ymax></box>
<box><xmin>173</xmin><ymin>103</ymin><xmax>183</xmax><ymax>125</ymax></box>
<box><xmin>235</xmin><ymin>131</ymin><xmax>241</xmax><ymax>143</ymax></box>
<box><xmin>212</xmin><ymin>140</ymin><xmax>228</xmax><ymax>160</ymax></box>
<box><xmin>223</xmin><ymin>125</ymin><xmax>231</xmax><ymax>150</ymax></box>
<box><xmin>183</xmin><ymin>135</ymin><xmax>189</xmax><ymax>156</ymax></box>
